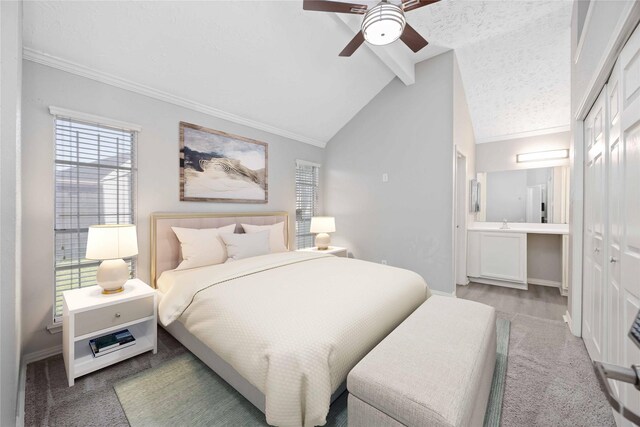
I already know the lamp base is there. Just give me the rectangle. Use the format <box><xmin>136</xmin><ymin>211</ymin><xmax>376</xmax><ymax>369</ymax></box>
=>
<box><xmin>315</xmin><ymin>233</ymin><xmax>331</xmax><ymax>250</ymax></box>
<box><xmin>101</xmin><ymin>287</ymin><xmax>124</xmax><ymax>295</ymax></box>
<box><xmin>97</xmin><ymin>258</ymin><xmax>129</xmax><ymax>295</ymax></box>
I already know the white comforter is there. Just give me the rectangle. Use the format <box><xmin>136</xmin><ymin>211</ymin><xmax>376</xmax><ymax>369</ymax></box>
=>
<box><xmin>158</xmin><ymin>251</ymin><xmax>428</xmax><ymax>427</ymax></box>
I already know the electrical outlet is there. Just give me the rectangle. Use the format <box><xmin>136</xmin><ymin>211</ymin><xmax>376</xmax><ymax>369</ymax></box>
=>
<box><xmin>381</xmin><ymin>260</ymin><xmax>388</xmax><ymax>265</ymax></box>
<box><xmin>382</xmin><ymin>173</ymin><xmax>389</xmax><ymax>183</ymax></box>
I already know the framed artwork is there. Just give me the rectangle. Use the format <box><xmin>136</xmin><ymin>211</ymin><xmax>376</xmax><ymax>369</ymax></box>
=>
<box><xmin>179</xmin><ymin>122</ymin><xmax>268</xmax><ymax>203</ymax></box>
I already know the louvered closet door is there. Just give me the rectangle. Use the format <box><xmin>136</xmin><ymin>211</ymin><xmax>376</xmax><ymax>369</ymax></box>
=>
<box><xmin>583</xmin><ymin>89</ymin><xmax>607</xmax><ymax>361</ymax></box>
<box><xmin>617</xmin><ymin>25</ymin><xmax>640</xmax><ymax>421</ymax></box>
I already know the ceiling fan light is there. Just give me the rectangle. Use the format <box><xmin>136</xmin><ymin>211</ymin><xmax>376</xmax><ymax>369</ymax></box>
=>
<box><xmin>361</xmin><ymin>3</ymin><xmax>406</xmax><ymax>46</ymax></box>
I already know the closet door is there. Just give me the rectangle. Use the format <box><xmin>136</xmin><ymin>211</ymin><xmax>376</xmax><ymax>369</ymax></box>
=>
<box><xmin>583</xmin><ymin>90</ymin><xmax>607</xmax><ymax>361</ymax></box>
<box><xmin>607</xmin><ymin>59</ymin><xmax>622</xmax><ymax>406</ymax></box>
<box><xmin>617</xmin><ymin>25</ymin><xmax>640</xmax><ymax>420</ymax></box>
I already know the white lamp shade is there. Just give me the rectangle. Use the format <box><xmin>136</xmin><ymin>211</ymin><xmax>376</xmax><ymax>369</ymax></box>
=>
<box><xmin>310</xmin><ymin>217</ymin><xmax>336</xmax><ymax>234</ymax></box>
<box><xmin>86</xmin><ymin>224</ymin><xmax>138</xmax><ymax>260</ymax></box>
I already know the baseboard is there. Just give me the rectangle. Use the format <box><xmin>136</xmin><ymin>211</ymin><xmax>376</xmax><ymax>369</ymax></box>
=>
<box><xmin>23</xmin><ymin>344</ymin><xmax>62</xmax><ymax>364</ymax></box>
<box><xmin>430</xmin><ymin>289</ymin><xmax>457</xmax><ymax>298</ymax></box>
<box><xmin>563</xmin><ymin>310</ymin><xmax>576</xmax><ymax>335</ymax></box>
<box><xmin>527</xmin><ymin>278</ymin><xmax>561</xmax><ymax>288</ymax></box>
<box><xmin>470</xmin><ymin>277</ymin><xmax>528</xmax><ymax>290</ymax></box>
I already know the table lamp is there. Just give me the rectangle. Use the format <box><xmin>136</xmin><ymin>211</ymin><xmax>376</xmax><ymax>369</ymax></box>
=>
<box><xmin>85</xmin><ymin>224</ymin><xmax>138</xmax><ymax>294</ymax></box>
<box><xmin>310</xmin><ymin>217</ymin><xmax>336</xmax><ymax>250</ymax></box>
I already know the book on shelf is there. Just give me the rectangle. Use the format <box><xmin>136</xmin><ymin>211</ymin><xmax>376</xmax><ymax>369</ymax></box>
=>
<box><xmin>89</xmin><ymin>329</ymin><xmax>136</xmax><ymax>358</ymax></box>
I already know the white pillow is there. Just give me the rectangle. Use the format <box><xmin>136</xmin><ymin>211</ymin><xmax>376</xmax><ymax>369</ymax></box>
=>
<box><xmin>221</xmin><ymin>231</ymin><xmax>270</xmax><ymax>261</ymax></box>
<box><xmin>241</xmin><ymin>222</ymin><xmax>287</xmax><ymax>253</ymax></box>
<box><xmin>171</xmin><ymin>224</ymin><xmax>236</xmax><ymax>270</ymax></box>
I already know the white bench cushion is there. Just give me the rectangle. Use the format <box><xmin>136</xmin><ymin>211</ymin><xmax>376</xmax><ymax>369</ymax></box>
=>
<box><xmin>348</xmin><ymin>295</ymin><xmax>497</xmax><ymax>427</ymax></box>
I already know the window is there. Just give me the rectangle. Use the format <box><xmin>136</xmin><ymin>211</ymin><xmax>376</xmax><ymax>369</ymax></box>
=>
<box><xmin>53</xmin><ymin>114</ymin><xmax>137</xmax><ymax>320</ymax></box>
<box><xmin>295</xmin><ymin>160</ymin><xmax>320</xmax><ymax>249</ymax></box>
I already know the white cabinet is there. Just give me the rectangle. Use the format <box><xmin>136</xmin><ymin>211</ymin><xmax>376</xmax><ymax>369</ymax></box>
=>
<box><xmin>467</xmin><ymin>231</ymin><xmax>527</xmax><ymax>289</ymax></box>
<box><xmin>62</xmin><ymin>279</ymin><xmax>157</xmax><ymax>386</ymax></box>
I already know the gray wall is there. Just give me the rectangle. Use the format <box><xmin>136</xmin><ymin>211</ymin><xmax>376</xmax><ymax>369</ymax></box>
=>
<box><xmin>324</xmin><ymin>52</ymin><xmax>458</xmax><ymax>294</ymax></box>
<box><xmin>21</xmin><ymin>61</ymin><xmax>323</xmax><ymax>355</ymax></box>
<box><xmin>476</xmin><ymin>131</ymin><xmax>570</xmax><ymax>173</ymax></box>
<box><xmin>1</xmin><ymin>1</ymin><xmax>22</xmax><ymax>425</ymax></box>
<box><xmin>528</xmin><ymin>234</ymin><xmax>563</xmax><ymax>284</ymax></box>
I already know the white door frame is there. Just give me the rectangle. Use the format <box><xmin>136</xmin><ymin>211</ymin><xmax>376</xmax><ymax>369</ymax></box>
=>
<box><xmin>454</xmin><ymin>149</ymin><xmax>468</xmax><ymax>288</ymax></box>
<box><xmin>571</xmin><ymin>2</ymin><xmax>640</xmax><ymax>337</ymax></box>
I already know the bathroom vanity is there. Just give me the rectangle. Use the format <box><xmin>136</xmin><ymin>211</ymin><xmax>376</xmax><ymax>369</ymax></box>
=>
<box><xmin>467</xmin><ymin>164</ymin><xmax>570</xmax><ymax>294</ymax></box>
<box><xmin>466</xmin><ymin>223</ymin><xmax>569</xmax><ymax>294</ymax></box>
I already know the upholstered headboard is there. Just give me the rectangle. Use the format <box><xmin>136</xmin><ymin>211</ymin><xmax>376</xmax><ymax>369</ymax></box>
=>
<box><xmin>150</xmin><ymin>211</ymin><xmax>289</xmax><ymax>288</ymax></box>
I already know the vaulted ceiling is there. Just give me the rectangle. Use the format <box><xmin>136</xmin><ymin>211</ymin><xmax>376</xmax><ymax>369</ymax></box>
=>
<box><xmin>412</xmin><ymin>0</ymin><xmax>572</xmax><ymax>142</ymax></box>
<box><xmin>23</xmin><ymin>0</ymin><xmax>572</xmax><ymax>146</ymax></box>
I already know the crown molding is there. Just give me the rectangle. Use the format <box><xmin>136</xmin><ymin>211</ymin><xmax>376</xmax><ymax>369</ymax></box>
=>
<box><xmin>23</xmin><ymin>47</ymin><xmax>327</xmax><ymax>148</ymax></box>
<box><xmin>475</xmin><ymin>125</ymin><xmax>571</xmax><ymax>144</ymax></box>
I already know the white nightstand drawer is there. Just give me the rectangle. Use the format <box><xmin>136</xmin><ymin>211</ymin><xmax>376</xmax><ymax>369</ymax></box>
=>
<box><xmin>74</xmin><ymin>296</ymin><xmax>154</xmax><ymax>337</ymax></box>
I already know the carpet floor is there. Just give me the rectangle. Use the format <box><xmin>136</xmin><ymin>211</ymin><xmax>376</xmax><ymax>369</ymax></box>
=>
<box><xmin>25</xmin><ymin>312</ymin><xmax>614</xmax><ymax>426</ymax></box>
<box><xmin>498</xmin><ymin>311</ymin><xmax>614</xmax><ymax>426</ymax></box>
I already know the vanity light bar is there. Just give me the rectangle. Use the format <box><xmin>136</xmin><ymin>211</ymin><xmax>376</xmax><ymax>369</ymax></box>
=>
<box><xmin>516</xmin><ymin>149</ymin><xmax>569</xmax><ymax>163</ymax></box>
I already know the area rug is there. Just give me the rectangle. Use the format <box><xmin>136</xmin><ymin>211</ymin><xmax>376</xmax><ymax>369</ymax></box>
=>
<box><xmin>114</xmin><ymin>319</ymin><xmax>511</xmax><ymax>427</ymax></box>
<box><xmin>484</xmin><ymin>318</ymin><xmax>510</xmax><ymax>426</ymax></box>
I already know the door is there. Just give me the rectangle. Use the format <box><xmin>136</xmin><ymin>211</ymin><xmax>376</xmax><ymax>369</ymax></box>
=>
<box><xmin>583</xmin><ymin>89</ymin><xmax>607</xmax><ymax>362</ymax></box>
<box><xmin>455</xmin><ymin>152</ymin><xmax>468</xmax><ymax>286</ymax></box>
<box><xmin>616</xmin><ymin>26</ymin><xmax>640</xmax><ymax>422</ymax></box>
<box><xmin>526</xmin><ymin>185</ymin><xmax>543</xmax><ymax>223</ymax></box>
<box><xmin>607</xmin><ymin>58</ymin><xmax>623</xmax><ymax>410</ymax></box>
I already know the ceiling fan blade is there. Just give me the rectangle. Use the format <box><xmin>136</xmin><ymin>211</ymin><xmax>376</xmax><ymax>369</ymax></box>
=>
<box><xmin>303</xmin><ymin>0</ymin><xmax>367</xmax><ymax>14</ymax></box>
<box><xmin>339</xmin><ymin>31</ymin><xmax>365</xmax><ymax>57</ymax></box>
<box><xmin>400</xmin><ymin>23</ymin><xmax>428</xmax><ymax>53</ymax></box>
<box><xmin>402</xmin><ymin>0</ymin><xmax>440</xmax><ymax>13</ymax></box>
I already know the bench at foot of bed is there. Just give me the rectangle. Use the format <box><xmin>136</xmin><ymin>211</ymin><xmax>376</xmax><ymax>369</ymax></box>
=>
<box><xmin>347</xmin><ymin>295</ymin><xmax>497</xmax><ymax>427</ymax></box>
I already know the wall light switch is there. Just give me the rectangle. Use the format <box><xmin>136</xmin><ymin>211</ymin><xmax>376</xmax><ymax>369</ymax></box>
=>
<box><xmin>382</xmin><ymin>173</ymin><xmax>389</xmax><ymax>182</ymax></box>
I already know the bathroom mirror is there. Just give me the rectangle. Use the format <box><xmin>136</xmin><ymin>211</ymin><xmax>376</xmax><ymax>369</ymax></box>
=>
<box><xmin>475</xmin><ymin>166</ymin><xmax>569</xmax><ymax>224</ymax></box>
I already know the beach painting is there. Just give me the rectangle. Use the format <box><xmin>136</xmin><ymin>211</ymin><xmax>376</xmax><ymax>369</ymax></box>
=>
<box><xmin>179</xmin><ymin>122</ymin><xmax>268</xmax><ymax>203</ymax></box>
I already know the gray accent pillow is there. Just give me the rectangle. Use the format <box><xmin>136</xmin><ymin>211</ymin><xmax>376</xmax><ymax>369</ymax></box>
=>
<box><xmin>221</xmin><ymin>231</ymin><xmax>270</xmax><ymax>261</ymax></box>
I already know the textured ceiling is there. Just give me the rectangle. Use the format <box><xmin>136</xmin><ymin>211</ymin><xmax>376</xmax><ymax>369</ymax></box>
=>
<box><xmin>23</xmin><ymin>0</ymin><xmax>571</xmax><ymax>145</ymax></box>
<box><xmin>409</xmin><ymin>0</ymin><xmax>572</xmax><ymax>142</ymax></box>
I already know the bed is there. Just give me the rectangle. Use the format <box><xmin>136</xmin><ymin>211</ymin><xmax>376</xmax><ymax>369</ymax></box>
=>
<box><xmin>151</xmin><ymin>212</ymin><xmax>429</xmax><ymax>427</ymax></box>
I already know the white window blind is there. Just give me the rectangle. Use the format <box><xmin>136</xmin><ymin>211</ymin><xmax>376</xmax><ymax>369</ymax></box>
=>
<box><xmin>54</xmin><ymin>116</ymin><xmax>137</xmax><ymax>320</ymax></box>
<box><xmin>295</xmin><ymin>161</ymin><xmax>320</xmax><ymax>249</ymax></box>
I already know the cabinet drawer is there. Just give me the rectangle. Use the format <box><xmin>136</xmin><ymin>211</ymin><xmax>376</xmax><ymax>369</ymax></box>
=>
<box><xmin>74</xmin><ymin>296</ymin><xmax>154</xmax><ymax>337</ymax></box>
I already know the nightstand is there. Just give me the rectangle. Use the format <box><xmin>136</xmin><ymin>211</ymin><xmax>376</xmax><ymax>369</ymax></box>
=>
<box><xmin>297</xmin><ymin>246</ymin><xmax>348</xmax><ymax>257</ymax></box>
<box><xmin>62</xmin><ymin>278</ymin><xmax>157</xmax><ymax>386</ymax></box>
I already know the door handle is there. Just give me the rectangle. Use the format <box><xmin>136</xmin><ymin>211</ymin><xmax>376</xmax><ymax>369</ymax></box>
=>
<box><xmin>610</xmin><ymin>256</ymin><xmax>618</xmax><ymax>263</ymax></box>
<box><xmin>594</xmin><ymin>361</ymin><xmax>640</xmax><ymax>425</ymax></box>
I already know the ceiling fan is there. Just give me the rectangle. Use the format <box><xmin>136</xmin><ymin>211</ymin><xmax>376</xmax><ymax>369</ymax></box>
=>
<box><xmin>303</xmin><ymin>0</ymin><xmax>439</xmax><ymax>57</ymax></box>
